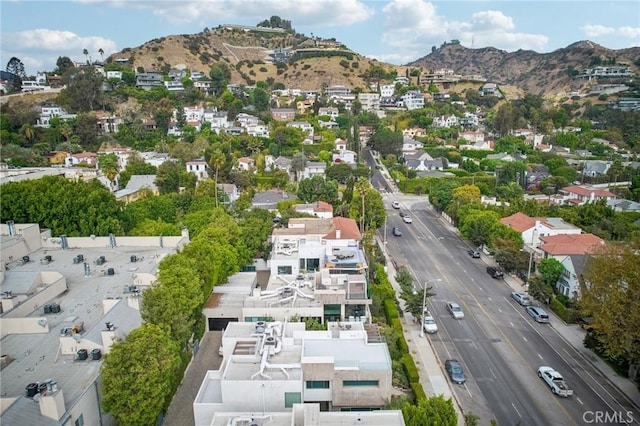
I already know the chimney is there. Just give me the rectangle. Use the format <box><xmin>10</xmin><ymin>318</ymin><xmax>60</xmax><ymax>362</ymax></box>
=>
<box><xmin>39</xmin><ymin>386</ymin><xmax>65</xmax><ymax>421</ymax></box>
<box><xmin>336</xmin><ymin>228</ymin><xmax>341</xmax><ymax>239</ymax></box>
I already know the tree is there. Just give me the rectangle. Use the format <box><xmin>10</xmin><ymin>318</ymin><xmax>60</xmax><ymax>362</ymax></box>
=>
<box><xmin>252</xmin><ymin>87</ymin><xmax>270</xmax><ymax>112</ymax></box>
<box><xmin>209</xmin><ymin>63</ymin><xmax>231</xmax><ymax>94</ymax></box>
<box><xmin>98</xmin><ymin>153</ymin><xmax>119</xmax><ymax>189</ymax></box>
<box><xmin>141</xmin><ymin>254</ymin><xmax>204</xmax><ymax>343</ymax></box>
<box><xmin>350</xmin><ymin>179</ymin><xmax>385</xmax><ymax>231</ymax></box>
<box><xmin>156</xmin><ymin>161</ymin><xmax>182</xmax><ymax>194</ymax></box>
<box><xmin>82</xmin><ymin>48</ymin><xmax>89</xmax><ymax>64</ymax></box>
<box><xmin>396</xmin><ymin>266</ymin><xmax>434</xmax><ymax>319</ymax></box>
<box><xmin>290</xmin><ymin>152</ymin><xmax>307</xmax><ymax>182</ymax></box>
<box><xmin>61</xmin><ymin>67</ymin><xmax>104</xmax><ymax>112</ymax></box>
<box><xmin>209</xmin><ymin>149</ymin><xmax>225</xmax><ymax>208</ymax></box>
<box><xmin>369</xmin><ymin>128</ymin><xmax>403</xmax><ymax>157</ymax></box>
<box><xmin>402</xmin><ymin>395</ymin><xmax>457</xmax><ymax>426</ymax></box>
<box><xmin>297</xmin><ymin>175</ymin><xmax>339</xmax><ymax>207</ymax></box>
<box><xmin>537</xmin><ymin>258</ymin><xmax>564</xmax><ymax>286</ymax></box>
<box><xmin>101</xmin><ymin>323</ymin><xmax>181</xmax><ymax>426</ymax></box>
<box><xmin>5</xmin><ymin>57</ymin><xmax>26</xmax><ymax>92</ymax></box>
<box><xmin>118</xmin><ymin>153</ymin><xmax>158</xmax><ymax>188</ymax></box>
<box><xmin>458</xmin><ymin>209</ymin><xmax>500</xmax><ymax>248</ymax></box>
<box><xmin>98</xmin><ymin>48</ymin><xmax>104</xmax><ymax>62</ymax></box>
<box><xmin>55</xmin><ymin>56</ymin><xmax>74</xmax><ymax>75</ymax></box>
<box><xmin>580</xmin><ymin>242</ymin><xmax>640</xmax><ymax>371</ymax></box>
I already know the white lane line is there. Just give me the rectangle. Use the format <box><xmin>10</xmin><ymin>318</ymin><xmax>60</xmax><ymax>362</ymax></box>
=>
<box><xmin>576</xmin><ymin>397</ymin><xmax>584</xmax><ymax>405</ymax></box>
<box><xmin>489</xmin><ymin>368</ymin><xmax>497</xmax><ymax>379</ymax></box>
<box><xmin>510</xmin><ymin>322</ymin><xmax>514</xmax><ymax>327</ymax></box>
<box><xmin>522</xmin><ymin>336</ymin><xmax>528</xmax><ymax>342</ymax></box>
<box><xmin>498</xmin><ymin>308</ymin><xmax>502</xmax><ymax>313</ymax></box>
<box><xmin>538</xmin><ymin>353</ymin><xmax>543</xmax><ymax>360</ymax></box>
<box><xmin>512</xmin><ymin>403</ymin><xmax>522</xmax><ymax>418</ymax></box>
<box><xmin>488</xmin><ymin>297</ymin><xmax>492</xmax><ymax>302</ymax></box>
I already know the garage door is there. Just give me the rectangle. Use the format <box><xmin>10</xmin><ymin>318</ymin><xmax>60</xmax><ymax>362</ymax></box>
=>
<box><xmin>208</xmin><ymin>317</ymin><xmax>238</xmax><ymax>331</ymax></box>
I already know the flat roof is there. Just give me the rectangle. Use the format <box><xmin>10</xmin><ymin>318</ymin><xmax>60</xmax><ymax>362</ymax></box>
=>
<box><xmin>0</xmin><ymin>244</ymin><xmax>175</xmax><ymax>414</ymax></box>
<box><xmin>303</xmin><ymin>339</ymin><xmax>391</xmax><ymax>370</ymax></box>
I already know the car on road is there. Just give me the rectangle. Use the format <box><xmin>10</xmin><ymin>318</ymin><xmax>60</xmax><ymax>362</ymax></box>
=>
<box><xmin>511</xmin><ymin>292</ymin><xmax>532</xmax><ymax>306</ymax></box>
<box><xmin>486</xmin><ymin>266</ymin><xmax>504</xmax><ymax>279</ymax></box>
<box><xmin>399</xmin><ymin>210</ymin><xmax>408</xmax><ymax>217</ymax></box>
<box><xmin>392</xmin><ymin>227</ymin><xmax>402</xmax><ymax>237</ymax></box>
<box><xmin>402</xmin><ymin>216</ymin><xmax>413</xmax><ymax>224</ymax></box>
<box><xmin>467</xmin><ymin>249</ymin><xmax>481</xmax><ymax>258</ymax></box>
<box><xmin>538</xmin><ymin>366</ymin><xmax>573</xmax><ymax>397</ymax></box>
<box><xmin>445</xmin><ymin>359</ymin><xmax>466</xmax><ymax>384</ymax></box>
<box><xmin>446</xmin><ymin>301</ymin><xmax>464</xmax><ymax>319</ymax></box>
<box><xmin>423</xmin><ymin>313</ymin><xmax>438</xmax><ymax>334</ymax></box>
<box><xmin>526</xmin><ymin>306</ymin><xmax>550</xmax><ymax>323</ymax></box>
<box><xmin>392</xmin><ymin>201</ymin><xmax>400</xmax><ymax>209</ymax></box>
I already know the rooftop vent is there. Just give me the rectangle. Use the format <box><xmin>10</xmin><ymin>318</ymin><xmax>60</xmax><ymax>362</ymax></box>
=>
<box><xmin>21</xmin><ymin>255</ymin><xmax>30</xmax><ymax>264</ymax></box>
<box><xmin>105</xmin><ymin>322</ymin><xmax>115</xmax><ymax>331</ymax></box>
<box><xmin>76</xmin><ymin>349</ymin><xmax>88</xmax><ymax>361</ymax></box>
<box><xmin>255</xmin><ymin>321</ymin><xmax>266</xmax><ymax>334</ymax></box>
<box><xmin>130</xmin><ymin>255</ymin><xmax>138</xmax><ymax>263</ymax></box>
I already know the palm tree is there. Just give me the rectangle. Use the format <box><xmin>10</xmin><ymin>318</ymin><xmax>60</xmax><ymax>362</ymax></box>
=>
<box><xmin>82</xmin><ymin>48</ymin><xmax>89</xmax><ymax>64</ymax></box>
<box><xmin>209</xmin><ymin>149</ymin><xmax>225</xmax><ymax>208</ymax></box>
<box><xmin>354</xmin><ymin>177</ymin><xmax>370</xmax><ymax>231</ymax></box>
<box><xmin>98</xmin><ymin>48</ymin><xmax>104</xmax><ymax>62</ymax></box>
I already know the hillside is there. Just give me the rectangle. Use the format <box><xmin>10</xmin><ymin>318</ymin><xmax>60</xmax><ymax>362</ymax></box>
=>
<box><xmin>407</xmin><ymin>41</ymin><xmax>640</xmax><ymax>96</ymax></box>
<box><xmin>109</xmin><ymin>26</ymin><xmax>409</xmax><ymax>91</ymax></box>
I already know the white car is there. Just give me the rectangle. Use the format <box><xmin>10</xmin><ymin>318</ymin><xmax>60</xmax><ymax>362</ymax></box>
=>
<box><xmin>446</xmin><ymin>301</ymin><xmax>464</xmax><ymax>319</ymax></box>
<box><xmin>402</xmin><ymin>216</ymin><xmax>413</xmax><ymax>224</ymax></box>
<box><xmin>392</xmin><ymin>201</ymin><xmax>400</xmax><ymax>209</ymax></box>
<box><xmin>423</xmin><ymin>314</ymin><xmax>438</xmax><ymax>334</ymax></box>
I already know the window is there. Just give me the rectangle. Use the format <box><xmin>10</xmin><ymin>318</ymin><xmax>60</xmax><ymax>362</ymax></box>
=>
<box><xmin>75</xmin><ymin>414</ymin><xmax>84</xmax><ymax>426</ymax></box>
<box><xmin>277</xmin><ymin>265</ymin><xmax>292</xmax><ymax>275</ymax></box>
<box><xmin>343</xmin><ymin>380</ymin><xmax>379</xmax><ymax>387</ymax></box>
<box><xmin>284</xmin><ymin>392</ymin><xmax>302</xmax><ymax>408</ymax></box>
<box><xmin>306</xmin><ymin>380</ymin><xmax>330</xmax><ymax>389</ymax></box>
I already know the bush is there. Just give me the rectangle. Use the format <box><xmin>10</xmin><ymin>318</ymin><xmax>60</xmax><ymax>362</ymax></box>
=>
<box><xmin>549</xmin><ymin>296</ymin><xmax>580</xmax><ymax>323</ymax></box>
<box><xmin>384</xmin><ymin>299</ymin><xmax>399</xmax><ymax>321</ymax></box>
<box><xmin>402</xmin><ymin>354</ymin><xmax>420</xmax><ymax>383</ymax></box>
<box><xmin>410</xmin><ymin>382</ymin><xmax>427</xmax><ymax>401</ymax></box>
<box><xmin>396</xmin><ymin>333</ymin><xmax>408</xmax><ymax>353</ymax></box>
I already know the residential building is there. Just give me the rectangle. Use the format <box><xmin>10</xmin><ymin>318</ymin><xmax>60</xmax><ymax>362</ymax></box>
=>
<box><xmin>500</xmin><ymin>212</ymin><xmax>582</xmax><ymax>249</ymax></box>
<box><xmin>540</xmin><ymin>233</ymin><xmax>605</xmax><ymax>259</ymax></box>
<box><xmin>480</xmin><ymin>82</ymin><xmax>501</xmax><ymax>97</ymax></box>
<box><xmin>35</xmin><ymin>104</ymin><xmax>76</xmax><ymax>128</ymax></box>
<box><xmin>193</xmin><ymin>321</ymin><xmax>399</xmax><ymax>425</ymax></box>
<box><xmin>581</xmin><ymin>160</ymin><xmax>611</xmax><ymax>177</ymax></box>
<box><xmin>301</xmin><ymin>162</ymin><xmax>326</xmax><ymax>180</ymax></box>
<box><xmin>334</xmin><ymin>138</ymin><xmax>347</xmax><ymax>151</ymax></box>
<box><xmin>265</xmin><ymin>156</ymin><xmax>292</xmax><ymax>174</ymax></box>
<box><xmin>379</xmin><ymin>84</ymin><xmax>395</xmax><ymax>97</ymax></box>
<box><xmin>251</xmin><ymin>189</ymin><xmax>292</xmax><ymax>211</ymax></box>
<box><xmin>294</xmin><ymin>201</ymin><xmax>334</xmax><ymax>219</ymax></box>
<box><xmin>217</xmin><ymin>183</ymin><xmax>240</xmax><ymax>204</ymax></box>
<box><xmin>135</xmin><ymin>72</ymin><xmax>164</xmax><ymax>90</ymax></box>
<box><xmin>557</xmin><ymin>185</ymin><xmax>617</xmax><ymax>206</ymax></box>
<box><xmin>270</xmin><ymin>108</ymin><xmax>296</xmax><ymax>122</ymax></box>
<box><xmin>193</xmin><ymin>79</ymin><xmax>214</xmax><ymax>95</ymax></box>
<box><xmin>460</xmin><ymin>131</ymin><xmax>484</xmax><ymax>144</ymax></box>
<box><xmin>325</xmin><ymin>85</ymin><xmax>351</xmax><ymax>98</ymax></box>
<box><xmin>333</xmin><ymin>150</ymin><xmax>357</xmax><ymax>165</ymax></box>
<box><xmin>139</xmin><ymin>151</ymin><xmax>170</xmax><ymax>168</ymax></box>
<box><xmin>433</xmin><ymin>114</ymin><xmax>458</xmax><ymax>128</ymax></box>
<box><xmin>164</xmin><ymin>80</ymin><xmax>184</xmax><ymax>91</ymax></box>
<box><xmin>69</xmin><ymin>152</ymin><xmax>98</xmax><ymax>167</ymax></box>
<box><xmin>114</xmin><ymin>174</ymin><xmax>159</xmax><ymax>204</ymax></box>
<box><xmin>401</xmin><ymin>90</ymin><xmax>425</xmax><ymax>110</ymax></box>
<box><xmin>95</xmin><ymin>111</ymin><xmax>122</xmax><ymax>134</ymax></box>
<box><xmin>402</xmin><ymin>127</ymin><xmax>427</xmax><ymax>139</ymax></box>
<box><xmin>287</xmin><ymin>121</ymin><xmax>314</xmax><ymax>137</ymax></box>
<box><xmin>236</xmin><ymin>157</ymin><xmax>255</xmax><ymax>172</ymax></box>
<box><xmin>205</xmin><ymin>110</ymin><xmax>229</xmax><ymax>129</ymax></box>
<box><xmin>105</xmin><ymin>70</ymin><xmax>122</xmax><ymax>80</ymax></box>
<box><xmin>186</xmin><ymin>159</ymin><xmax>210</xmax><ymax>180</ymax></box>
<box><xmin>556</xmin><ymin>255</ymin><xmax>589</xmax><ymax>299</ymax></box>
<box><xmin>358</xmin><ymin>92</ymin><xmax>380</xmax><ymax>112</ymax></box>
<box><xmin>0</xmin><ymin>222</ymin><xmax>189</xmax><ymax>426</ymax></box>
<box><xmin>318</xmin><ymin>107</ymin><xmax>339</xmax><ymax>119</ymax></box>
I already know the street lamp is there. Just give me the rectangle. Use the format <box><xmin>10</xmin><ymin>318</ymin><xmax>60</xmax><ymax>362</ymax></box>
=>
<box><xmin>420</xmin><ymin>278</ymin><xmax>442</xmax><ymax>338</ymax></box>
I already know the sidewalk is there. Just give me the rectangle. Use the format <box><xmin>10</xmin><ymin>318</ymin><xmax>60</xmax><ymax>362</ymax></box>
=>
<box><xmin>380</xmin><ymin>238</ymin><xmax>465</xmax><ymax>426</ymax></box>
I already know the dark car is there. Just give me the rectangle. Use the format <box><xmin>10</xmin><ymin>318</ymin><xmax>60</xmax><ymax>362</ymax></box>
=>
<box><xmin>467</xmin><ymin>249</ymin><xmax>481</xmax><ymax>258</ymax></box>
<box><xmin>399</xmin><ymin>210</ymin><xmax>408</xmax><ymax>218</ymax></box>
<box><xmin>486</xmin><ymin>266</ymin><xmax>504</xmax><ymax>279</ymax></box>
<box><xmin>392</xmin><ymin>227</ymin><xmax>402</xmax><ymax>237</ymax></box>
<box><xmin>445</xmin><ymin>359</ymin><xmax>466</xmax><ymax>384</ymax></box>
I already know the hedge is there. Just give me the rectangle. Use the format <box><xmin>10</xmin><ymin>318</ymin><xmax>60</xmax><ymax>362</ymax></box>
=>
<box><xmin>550</xmin><ymin>296</ymin><xmax>581</xmax><ymax>324</ymax></box>
<box><xmin>402</xmin><ymin>354</ymin><xmax>420</xmax><ymax>383</ymax></box>
<box><xmin>396</xmin><ymin>333</ymin><xmax>409</xmax><ymax>353</ymax></box>
<box><xmin>410</xmin><ymin>382</ymin><xmax>427</xmax><ymax>401</ymax></box>
<box><xmin>384</xmin><ymin>299</ymin><xmax>399</xmax><ymax>321</ymax></box>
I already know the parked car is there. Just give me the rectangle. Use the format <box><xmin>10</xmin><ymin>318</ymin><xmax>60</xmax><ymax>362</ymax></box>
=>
<box><xmin>526</xmin><ymin>306</ymin><xmax>550</xmax><ymax>323</ymax></box>
<box><xmin>402</xmin><ymin>216</ymin><xmax>413</xmax><ymax>224</ymax></box>
<box><xmin>486</xmin><ymin>266</ymin><xmax>504</xmax><ymax>279</ymax></box>
<box><xmin>446</xmin><ymin>301</ymin><xmax>464</xmax><ymax>319</ymax></box>
<box><xmin>445</xmin><ymin>359</ymin><xmax>466</xmax><ymax>384</ymax></box>
<box><xmin>392</xmin><ymin>201</ymin><xmax>400</xmax><ymax>209</ymax></box>
<box><xmin>392</xmin><ymin>226</ymin><xmax>402</xmax><ymax>237</ymax></box>
<box><xmin>423</xmin><ymin>313</ymin><xmax>438</xmax><ymax>334</ymax></box>
<box><xmin>511</xmin><ymin>292</ymin><xmax>532</xmax><ymax>306</ymax></box>
<box><xmin>467</xmin><ymin>249</ymin><xmax>481</xmax><ymax>258</ymax></box>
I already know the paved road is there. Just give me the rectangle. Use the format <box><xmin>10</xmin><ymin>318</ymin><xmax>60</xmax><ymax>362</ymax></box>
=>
<box><xmin>381</xmin><ymin>194</ymin><xmax>639</xmax><ymax>425</ymax></box>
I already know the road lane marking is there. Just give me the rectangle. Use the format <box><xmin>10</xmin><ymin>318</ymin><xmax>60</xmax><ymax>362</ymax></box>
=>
<box><xmin>488</xmin><ymin>297</ymin><xmax>492</xmax><ymax>302</ymax></box>
<box><xmin>489</xmin><ymin>368</ymin><xmax>497</xmax><ymax>379</ymax></box>
<box><xmin>512</xmin><ymin>403</ymin><xmax>522</xmax><ymax>418</ymax></box>
<box><xmin>510</xmin><ymin>322</ymin><xmax>514</xmax><ymax>327</ymax></box>
<box><xmin>576</xmin><ymin>397</ymin><xmax>583</xmax><ymax>405</ymax></box>
<box><xmin>538</xmin><ymin>353</ymin><xmax>543</xmax><ymax>360</ymax></box>
<box><xmin>522</xmin><ymin>336</ymin><xmax>528</xmax><ymax>342</ymax></box>
<box><xmin>498</xmin><ymin>308</ymin><xmax>502</xmax><ymax>313</ymax></box>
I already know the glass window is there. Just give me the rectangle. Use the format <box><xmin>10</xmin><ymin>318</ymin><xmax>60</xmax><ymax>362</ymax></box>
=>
<box><xmin>284</xmin><ymin>392</ymin><xmax>302</xmax><ymax>408</ymax></box>
<box><xmin>343</xmin><ymin>380</ymin><xmax>379</xmax><ymax>387</ymax></box>
<box><xmin>75</xmin><ymin>414</ymin><xmax>84</xmax><ymax>426</ymax></box>
<box><xmin>306</xmin><ymin>380</ymin><xmax>330</xmax><ymax>389</ymax></box>
<box><xmin>277</xmin><ymin>265</ymin><xmax>292</xmax><ymax>275</ymax></box>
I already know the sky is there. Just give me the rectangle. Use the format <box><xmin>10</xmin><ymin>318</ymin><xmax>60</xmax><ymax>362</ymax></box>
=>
<box><xmin>1</xmin><ymin>0</ymin><xmax>639</xmax><ymax>76</ymax></box>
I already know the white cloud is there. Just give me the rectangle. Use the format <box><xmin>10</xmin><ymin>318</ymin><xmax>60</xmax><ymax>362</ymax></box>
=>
<box><xmin>76</xmin><ymin>0</ymin><xmax>374</xmax><ymax>27</ymax></box>
<box><xmin>10</xmin><ymin>29</ymin><xmax>117</xmax><ymax>57</ymax></box>
<box><xmin>582</xmin><ymin>24</ymin><xmax>640</xmax><ymax>39</ymax></box>
<box><xmin>379</xmin><ymin>0</ymin><xmax>548</xmax><ymax>62</ymax></box>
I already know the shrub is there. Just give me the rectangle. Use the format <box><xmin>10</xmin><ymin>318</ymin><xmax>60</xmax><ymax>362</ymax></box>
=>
<box><xmin>402</xmin><ymin>354</ymin><xmax>420</xmax><ymax>383</ymax></box>
<box><xmin>384</xmin><ymin>299</ymin><xmax>399</xmax><ymax>321</ymax></box>
<box><xmin>259</xmin><ymin>67</ymin><xmax>268</xmax><ymax>72</ymax></box>
<box><xmin>410</xmin><ymin>382</ymin><xmax>427</xmax><ymax>401</ymax></box>
<box><xmin>549</xmin><ymin>296</ymin><xmax>580</xmax><ymax>323</ymax></box>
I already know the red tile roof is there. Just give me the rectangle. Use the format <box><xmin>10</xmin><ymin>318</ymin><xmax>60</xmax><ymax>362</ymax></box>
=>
<box><xmin>540</xmin><ymin>233</ymin><xmax>605</xmax><ymax>255</ymax></box>
<box><xmin>324</xmin><ymin>217</ymin><xmax>361</xmax><ymax>240</ymax></box>
<box><xmin>562</xmin><ymin>185</ymin><xmax>616</xmax><ymax>198</ymax></box>
<box><xmin>500</xmin><ymin>212</ymin><xmax>536</xmax><ymax>232</ymax></box>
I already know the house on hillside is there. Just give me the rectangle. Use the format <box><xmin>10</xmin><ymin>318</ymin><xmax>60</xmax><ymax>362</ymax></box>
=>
<box><xmin>270</xmin><ymin>108</ymin><xmax>296</xmax><ymax>121</ymax></box>
<box><xmin>186</xmin><ymin>159</ymin><xmax>210</xmax><ymax>181</ymax></box>
<box><xmin>556</xmin><ymin>185</ymin><xmax>616</xmax><ymax>206</ymax></box>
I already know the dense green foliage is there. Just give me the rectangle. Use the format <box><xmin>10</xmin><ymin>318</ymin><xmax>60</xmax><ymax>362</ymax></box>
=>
<box><xmin>0</xmin><ymin>176</ymin><xmax>124</xmax><ymax>236</ymax></box>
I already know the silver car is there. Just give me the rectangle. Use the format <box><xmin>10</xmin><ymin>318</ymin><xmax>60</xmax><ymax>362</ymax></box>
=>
<box><xmin>511</xmin><ymin>292</ymin><xmax>532</xmax><ymax>306</ymax></box>
<box><xmin>446</xmin><ymin>301</ymin><xmax>464</xmax><ymax>319</ymax></box>
<box><xmin>526</xmin><ymin>306</ymin><xmax>550</xmax><ymax>323</ymax></box>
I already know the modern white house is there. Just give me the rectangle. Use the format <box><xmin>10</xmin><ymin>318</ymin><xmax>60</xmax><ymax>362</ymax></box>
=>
<box><xmin>186</xmin><ymin>159</ymin><xmax>210</xmax><ymax>180</ymax></box>
<box><xmin>193</xmin><ymin>320</ymin><xmax>400</xmax><ymax>426</ymax></box>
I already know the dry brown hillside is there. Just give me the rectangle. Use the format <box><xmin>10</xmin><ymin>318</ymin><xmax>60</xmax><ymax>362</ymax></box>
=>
<box><xmin>407</xmin><ymin>40</ymin><xmax>640</xmax><ymax>97</ymax></box>
<box><xmin>109</xmin><ymin>26</ymin><xmax>409</xmax><ymax>90</ymax></box>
